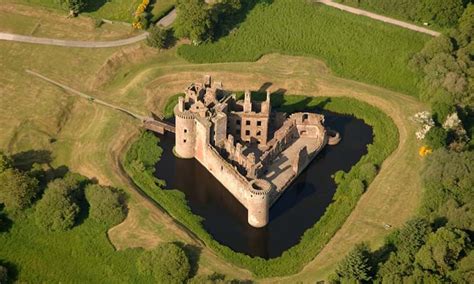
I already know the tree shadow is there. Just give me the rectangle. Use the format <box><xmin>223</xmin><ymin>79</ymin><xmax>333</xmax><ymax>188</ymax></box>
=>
<box><xmin>179</xmin><ymin>243</ymin><xmax>202</xmax><ymax>279</ymax></box>
<box><xmin>12</xmin><ymin>150</ymin><xmax>52</xmax><ymax>170</ymax></box>
<box><xmin>211</xmin><ymin>0</ymin><xmax>274</xmax><ymax>41</ymax></box>
<box><xmin>0</xmin><ymin>212</ymin><xmax>13</xmax><ymax>233</ymax></box>
<box><xmin>0</xmin><ymin>259</ymin><xmax>19</xmax><ymax>284</ymax></box>
<box><xmin>83</xmin><ymin>0</ymin><xmax>108</xmax><ymax>13</ymax></box>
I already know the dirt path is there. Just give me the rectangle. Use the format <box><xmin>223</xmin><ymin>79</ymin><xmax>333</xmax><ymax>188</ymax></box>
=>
<box><xmin>317</xmin><ymin>0</ymin><xmax>440</xmax><ymax>37</ymax></box>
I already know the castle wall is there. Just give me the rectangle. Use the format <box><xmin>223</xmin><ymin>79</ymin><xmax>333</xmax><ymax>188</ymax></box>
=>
<box><xmin>174</xmin><ymin>107</ymin><xmax>195</xmax><ymax>159</ymax></box>
<box><xmin>196</xmin><ymin>144</ymin><xmax>270</xmax><ymax>227</ymax></box>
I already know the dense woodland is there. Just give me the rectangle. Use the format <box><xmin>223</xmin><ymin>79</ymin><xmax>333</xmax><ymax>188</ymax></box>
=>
<box><xmin>331</xmin><ymin>5</ymin><xmax>474</xmax><ymax>283</ymax></box>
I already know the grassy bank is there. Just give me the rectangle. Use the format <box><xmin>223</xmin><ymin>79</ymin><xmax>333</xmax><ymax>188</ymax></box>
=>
<box><xmin>123</xmin><ymin>95</ymin><xmax>398</xmax><ymax>277</ymax></box>
<box><xmin>0</xmin><ymin>209</ymin><xmax>151</xmax><ymax>283</ymax></box>
<box><xmin>178</xmin><ymin>0</ymin><xmax>429</xmax><ymax>97</ymax></box>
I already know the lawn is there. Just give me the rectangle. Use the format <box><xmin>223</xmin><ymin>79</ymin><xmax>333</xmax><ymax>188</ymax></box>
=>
<box><xmin>178</xmin><ymin>0</ymin><xmax>430</xmax><ymax>97</ymax></box>
<box><xmin>0</xmin><ymin>210</ymin><xmax>148</xmax><ymax>283</ymax></box>
<box><xmin>7</xmin><ymin>0</ymin><xmax>141</xmax><ymax>22</ymax></box>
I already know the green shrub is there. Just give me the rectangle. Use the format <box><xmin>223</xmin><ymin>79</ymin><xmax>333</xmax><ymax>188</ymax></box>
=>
<box><xmin>163</xmin><ymin>93</ymin><xmax>184</xmax><ymax>119</ymax></box>
<box><xmin>35</xmin><ymin>177</ymin><xmax>82</xmax><ymax>231</ymax></box>
<box><xmin>146</xmin><ymin>26</ymin><xmax>173</xmax><ymax>49</ymax></box>
<box><xmin>0</xmin><ymin>168</ymin><xmax>39</xmax><ymax>211</ymax></box>
<box><xmin>349</xmin><ymin>179</ymin><xmax>365</xmax><ymax>198</ymax></box>
<box><xmin>424</xmin><ymin>126</ymin><xmax>447</xmax><ymax>149</ymax></box>
<box><xmin>178</xmin><ymin>0</ymin><xmax>429</xmax><ymax>96</ymax></box>
<box><xmin>0</xmin><ymin>152</ymin><xmax>12</xmax><ymax>173</ymax></box>
<box><xmin>123</xmin><ymin>95</ymin><xmax>398</xmax><ymax>277</ymax></box>
<box><xmin>85</xmin><ymin>184</ymin><xmax>127</xmax><ymax>226</ymax></box>
<box><xmin>137</xmin><ymin>243</ymin><xmax>190</xmax><ymax>283</ymax></box>
<box><xmin>357</xmin><ymin>163</ymin><xmax>378</xmax><ymax>185</ymax></box>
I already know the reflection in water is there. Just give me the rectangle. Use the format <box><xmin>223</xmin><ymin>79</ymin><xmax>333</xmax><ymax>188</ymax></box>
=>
<box><xmin>155</xmin><ymin>110</ymin><xmax>373</xmax><ymax>258</ymax></box>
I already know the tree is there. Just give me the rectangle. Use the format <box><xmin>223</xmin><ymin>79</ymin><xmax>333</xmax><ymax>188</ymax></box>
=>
<box><xmin>174</xmin><ymin>0</ymin><xmax>213</xmax><ymax>43</ymax></box>
<box><xmin>0</xmin><ymin>152</ymin><xmax>12</xmax><ymax>173</ymax></box>
<box><xmin>85</xmin><ymin>184</ymin><xmax>126</xmax><ymax>226</ymax></box>
<box><xmin>376</xmin><ymin>218</ymin><xmax>431</xmax><ymax>281</ymax></box>
<box><xmin>146</xmin><ymin>27</ymin><xmax>172</xmax><ymax>49</ymax></box>
<box><xmin>334</xmin><ymin>243</ymin><xmax>373</xmax><ymax>282</ymax></box>
<box><xmin>420</xmin><ymin>0</ymin><xmax>465</xmax><ymax>27</ymax></box>
<box><xmin>137</xmin><ymin>243</ymin><xmax>190</xmax><ymax>283</ymax></box>
<box><xmin>424</xmin><ymin>126</ymin><xmax>448</xmax><ymax>149</ymax></box>
<box><xmin>65</xmin><ymin>0</ymin><xmax>85</xmax><ymax>16</ymax></box>
<box><xmin>0</xmin><ymin>265</ymin><xmax>8</xmax><ymax>283</ymax></box>
<box><xmin>0</xmin><ymin>168</ymin><xmax>39</xmax><ymax>211</ymax></box>
<box><xmin>421</xmin><ymin>149</ymin><xmax>474</xmax><ymax>217</ymax></box>
<box><xmin>415</xmin><ymin>227</ymin><xmax>470</xmax><ymax>276</ymax></box>
<box><xmin>395</xmin><ymin>218</ymin><xmax>432</xmax><ymax>256</ymax></box>
<box><xmin>35</xmin><ymin>177</ymin><xmax>81</xmax><ymax>231</ymax></box>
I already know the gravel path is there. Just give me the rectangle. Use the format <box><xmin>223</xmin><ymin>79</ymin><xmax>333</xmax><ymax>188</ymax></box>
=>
<box><xmin>317</xmin><ymin>0</ymin><xmax>440</xmax><ymax>37</ymax></box>
<box><xmin>0</xmin><ymin>8</ymin><xmax>176</xmax><ymax>48</ymax></box>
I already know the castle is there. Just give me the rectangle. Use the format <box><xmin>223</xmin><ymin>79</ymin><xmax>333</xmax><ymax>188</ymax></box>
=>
<box><xmin>174</xmin><ymin>76</ymin><xmax>340</xmax><ymax>228</ymax></box>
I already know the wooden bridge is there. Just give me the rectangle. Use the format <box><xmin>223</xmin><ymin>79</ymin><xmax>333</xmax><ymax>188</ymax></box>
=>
<box><xmin>143</xmin><ymin>118</ymin><xmax>175</xmax><ymax>134</ymax></box>
<box><xmin>26</xmin><ymin>69</ymin><xmax>175</xmax><ymax>135</ymax></box>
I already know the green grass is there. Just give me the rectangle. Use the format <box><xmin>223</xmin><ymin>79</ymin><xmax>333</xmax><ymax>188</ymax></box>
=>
<box><xmin>178</xmin><ymin>0</ymin><xmax>429</xmax><ymax>97</ymax></box>
<box><xmin>9</xmin><ymin>0</ymin><xmax>141</xmax><ymax>22</ymax></box>
<box><xmin>163</xmin><ymin>93</ymin><xmax>183</xmax><ymax>119</ymax></box>
<box><xmin>0</xmin><ymin>209</ymin><xmax>152</xmax><ymax>283</ymax></box>
<box><xmin>150</xmin><ymin>0</ymin><xmax>175</xmax><ymax>23</ymax></box>
<box><xmin>124</xmin><ymin>95</ymin><xmax>399</xmax><ymax>277</ymax></box>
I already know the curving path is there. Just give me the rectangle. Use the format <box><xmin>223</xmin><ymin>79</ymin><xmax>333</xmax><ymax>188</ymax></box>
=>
<box><xmin>0</xmin><ymin>8</ymin><xmax>176</xmax><ymax>48</ymax></box>
<box><xmin>317</xmin><ymin>0</ymin><xmax>440</xmax><ymax>37</ymax></box>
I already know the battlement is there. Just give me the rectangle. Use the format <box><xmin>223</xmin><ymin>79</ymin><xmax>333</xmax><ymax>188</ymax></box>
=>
<box><xmin>173</xmin><ymin>76</ymin><xmax>340</xmax><ymax>227</ymax></box>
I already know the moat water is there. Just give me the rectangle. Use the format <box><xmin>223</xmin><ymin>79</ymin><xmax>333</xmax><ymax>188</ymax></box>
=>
<box><xmin>154</xmin><ymin>110</ymin><xmax>373</xmax><ymax>259</ymax></box>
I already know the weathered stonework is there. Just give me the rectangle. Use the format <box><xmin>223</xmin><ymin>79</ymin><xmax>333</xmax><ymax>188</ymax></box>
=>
<box><xmin>174</xmin><ymin>76</ymin><xmax>340</xmax><ymax>228</ymax></box>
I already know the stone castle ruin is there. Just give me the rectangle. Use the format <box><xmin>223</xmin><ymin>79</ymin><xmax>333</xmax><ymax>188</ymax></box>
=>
<box><xmin>174</xmin><ymin>76</ymin><xmax>340</xmax><ymax>228</ymax></box>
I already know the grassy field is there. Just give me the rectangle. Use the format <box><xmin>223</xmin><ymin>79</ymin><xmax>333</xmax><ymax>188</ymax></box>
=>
<box><xmin>6</xmin><ymin>0</ymin><xmax>175</xmax><ymax>23</ymax></box>
<box><xmin>0</xmin><ymin>3</ymin><xmax>140</xmax><ymax>40</ymax></box>
<box><xmin>0</xmin><ymin>4</ymin><xmax>429</xmax><ymax>282</ymax></box>
<box><xmin>178</xmin><ymin>0</ymin><xmax>430</xmax><ymax>97</ymax></box>
<box><xmin>7</xmin><ymin>0</ymin><xmax>141</xmax><ymax>22</ymax></box>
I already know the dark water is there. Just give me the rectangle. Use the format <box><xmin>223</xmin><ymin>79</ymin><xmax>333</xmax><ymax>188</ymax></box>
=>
<box><xmin>154</xmin><ymin>110</ymin><xmax>373</xmax><ymax>258</ymax></box>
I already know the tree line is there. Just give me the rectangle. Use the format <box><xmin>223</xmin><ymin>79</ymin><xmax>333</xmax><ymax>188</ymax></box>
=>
<box><xmin>330</xmin><ymin>6</ymin><xmax>473</xmax><ymax>283</ymax></box>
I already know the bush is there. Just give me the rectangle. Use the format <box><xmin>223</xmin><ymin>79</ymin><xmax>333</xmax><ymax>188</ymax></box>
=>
<box><xmin>137</xmin><ymin>243</ymin><xmax>190</xmax><ymax>283</ymax></box>
<box><xmin>349</xmin><ymin>179</ymin><xmax>365</xmax><ymax>198</ymax></box>
<box><xmin>85</xmin><ymin>184</ymin><xmax>126</xmax><ymax>226</ymax></box>
<box><xmin>0</xmin><ymin>168</ymin><xmax>39</xmax><ymax>211</ymax></box>
<box><xmin>431</xmin><ymin>100</ymin><xmax>456</xmax><ymax>125</ymax></box>
<box><xmin>35</xmin><ymin>177</ymin><xmax>81</xmax><ymax>231</ymax></box>
<box><xmin>146</xmin><ymin>27</ymin><xmax>172</xmax><ymax>49</ymax></box>
<box><xmin>163</xmin><ymin>93</ymin><xmax>184</xmax><ymax>119</ymax></box>
<box><xmin>424</xmin><ymin>126</ymin><xmax>447</xmax><ymax>149</ymax></box>
<box><xmin>0</xmin><ymin>152</ymin><xmax>12</xmax><ymax>173</ymax></box>
<box><xmin>357</xmin><ymin>163</ymin><xmax>378</xmax><ymax>185</ymax></box>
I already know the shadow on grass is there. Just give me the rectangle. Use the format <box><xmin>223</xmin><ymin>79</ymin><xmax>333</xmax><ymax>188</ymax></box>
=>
<box><xmin>83</xmin><ymin>0</ymin><xmax>107</xmax><ymax>13</ymax></box>
<box><xmin>12</xmin><ymin>150</ymin><xmax>52</xmax><ymax>171</ymax></box>
<box><xmin>0</xmin><ymin>259</ymin><xmax>19</xmax><ymax>284</ymax></box>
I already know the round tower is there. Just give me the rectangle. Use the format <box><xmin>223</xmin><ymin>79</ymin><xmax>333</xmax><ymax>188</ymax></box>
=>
<box><xmin>247</xmin><ymin>179</ymin><xmax>271</xmax><ymax>228</ymax></box>
<box><xmin>174</xmin><ymin>97</ymin><xmax>195</xmax><ymax>158</ymax></box>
